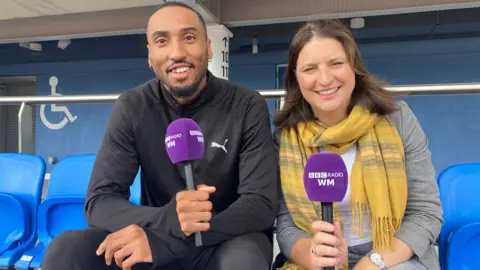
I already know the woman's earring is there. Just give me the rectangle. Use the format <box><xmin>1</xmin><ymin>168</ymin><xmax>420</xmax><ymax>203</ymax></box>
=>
<box><xmin>208</xmin><ymin>58</ymin><xmax>212</xmax><ymax>62</ymax></box>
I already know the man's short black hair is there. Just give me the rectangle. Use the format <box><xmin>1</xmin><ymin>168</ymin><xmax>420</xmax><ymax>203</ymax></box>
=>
<box><xmin>154</xmin><ymin>2</ymin><xmax>207</xmax><ymax>37</ymax></box>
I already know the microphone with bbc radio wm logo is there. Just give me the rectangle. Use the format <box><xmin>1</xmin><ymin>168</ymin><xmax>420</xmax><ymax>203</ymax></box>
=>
<box><xmin>304</xmin><ymin>152</ymin><xmax>348</xmax><ymax>270</ymax></box>
<box><xmin>165</xmin><ymin>118</ymin><xmax>205</xmax><ymax>247</ymax></box>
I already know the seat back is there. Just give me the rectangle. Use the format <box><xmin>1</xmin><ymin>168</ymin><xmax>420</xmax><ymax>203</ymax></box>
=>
<box><xmin>46</xmin><ymin>154</ymin><xmax>141</xmax><ymax>199</ymax></box>
<box><xmin>0</xmin><ymin>153</ymin><xmax>46</xmax><ymax>253</ymax></box>
<box><xmin>45</xmin><ymin>154</ymin><xmax>96</xmax><ymax>198</ymax></box>
<box><xmin>447</xmin><ymin>222</ymin><xmax>480</xmax><ymax>269</ymax></box>
<box><xmin>42</xmin><ymin>154</ymin><xmax>141</xmax><ymax>237</ymax></box>
<box><xmin>42</xmin><ymin>154</ymin><xmax>96</xmax><ymax>236</ymax></box>
<box><xmin>437</xmin><ymin>163</ymin><xmax>480</xmax><ymax>268</ymax></box>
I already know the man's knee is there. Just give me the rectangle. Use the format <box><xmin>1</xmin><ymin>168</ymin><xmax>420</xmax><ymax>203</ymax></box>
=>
<box><xmin>213</xmin><ymin>232</ymin><xmax>273</xmax><ymax>270</ymax></box>
<box><xmin>42</xmin><ymin>228</ymin><xmax>110</xmax><ymax>269</ymax></box>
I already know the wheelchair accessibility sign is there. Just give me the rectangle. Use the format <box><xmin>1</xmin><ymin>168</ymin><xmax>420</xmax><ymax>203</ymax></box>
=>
<box><xmin>40</xmin><ymin>76</ymin><xmax>78</xmax><ymax>130</ymax></box>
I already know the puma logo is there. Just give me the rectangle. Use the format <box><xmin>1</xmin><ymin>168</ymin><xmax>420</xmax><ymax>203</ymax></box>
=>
<box><xmin>211</xmin><ymin>139</ymin><xmax>228</xmax><ymax>153</ymax></box>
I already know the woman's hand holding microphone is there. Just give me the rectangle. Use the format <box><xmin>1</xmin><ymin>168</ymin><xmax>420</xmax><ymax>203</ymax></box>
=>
<box><xmin>310</xmin><ymin>220</ymin><xmax>348</xmax><ymax>270</ymax></box>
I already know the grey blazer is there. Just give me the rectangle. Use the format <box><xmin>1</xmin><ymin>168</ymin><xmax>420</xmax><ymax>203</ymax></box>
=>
<box><xmin>274</xmin><ymin>101</ymin><xmax>443</xmax><ymax>270</ymax></box>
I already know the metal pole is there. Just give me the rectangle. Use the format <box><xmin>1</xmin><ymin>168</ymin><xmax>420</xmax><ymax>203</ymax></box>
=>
<box><xmin>18</xmin><ymin>103</ymin><xmax>34</xmax><ymax>154</ymax></box>
<box><xmin>0</xmin><ymin>82</ymin><xmax>478</xmax><ymax>155</ymax></box>
<box><xmin>0</xmin><ymin>83</ymin><xmax>479</xmax><ymax>105</ymax></box>
<box><xmin>257</xmin><ymin>83</ymin><xmax>480</xmax><ymax>98</ymax></box>
<box><xmin>0</xmin><ymin>94</ymin><xmax>120</xmax><ymax>105</ymax></box>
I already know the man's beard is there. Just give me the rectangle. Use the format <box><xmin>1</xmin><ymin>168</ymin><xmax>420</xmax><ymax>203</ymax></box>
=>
<box><xmin>164</xmin><ymin>57</ymin><xmax>209</xmax><ymax>99</ymax></box>
<box><xmin>168</xmin><ymin>79</ymin><xmax>203</xmax><ymax>98</ymax></box>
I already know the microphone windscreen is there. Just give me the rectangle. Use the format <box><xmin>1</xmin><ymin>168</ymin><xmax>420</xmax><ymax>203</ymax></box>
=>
<box><xmin>165</xmin><ymin>118</ymin><xmax>205</xmax><ymax>164</ymax></box>
<box><xmin>303</xmin><ymin>152</ymin><xmax>348</xmax><ymax>203</ymax></box>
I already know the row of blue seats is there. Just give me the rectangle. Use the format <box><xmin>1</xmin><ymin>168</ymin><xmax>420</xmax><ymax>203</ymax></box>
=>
<box><xmin>0</xmin><ymin>153</ymin><xmax>141</xmax><ymax>269</ymax></box>
<box><xmin>1</xmin><ymin>153</ymin><xmax>479</xmax><ymax>269</ymax></box>
<box><xmin>437</xmin><ymin>163</ymin><xmax>480</xmax><ymax>270</ymax></box>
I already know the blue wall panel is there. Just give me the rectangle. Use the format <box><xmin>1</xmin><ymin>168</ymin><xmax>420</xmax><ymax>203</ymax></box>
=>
<box><xmin>0</xmin><ymin>35</ymin><xmax>479</xmax><ymax>174</ymax></box>
<box><xmin>230</xmin><ymin>64</ymin><xmax>278</xmax><ymax>130</ymax></box>
<box><xmin>403</xmin><ymin>95</ymin><xmax>480</xmax><ymax>175</ymax></box>
<box><xmin>0</xmin><ymin>59</ymin><xmax>153</xmax><ymax>170</ymax></box>
<box><xmin>35</xmin><ymin>68</ymin><xmax>153</xmax><ymax>169</ymax></box>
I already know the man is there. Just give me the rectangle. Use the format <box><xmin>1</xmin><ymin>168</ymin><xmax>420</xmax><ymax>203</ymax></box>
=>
<box><xmin>42</xmin><ymin>2</ymin><xmax>278</xmax><ymax>270</ymax></box>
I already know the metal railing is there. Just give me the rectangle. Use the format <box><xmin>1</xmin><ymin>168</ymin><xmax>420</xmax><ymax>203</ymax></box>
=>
<box><xmin>0</xmin><ymin>82</ymin><xmax>479</xmax><ymax>154</ymax></box>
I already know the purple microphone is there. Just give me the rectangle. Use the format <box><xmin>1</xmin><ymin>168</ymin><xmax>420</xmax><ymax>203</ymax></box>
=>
<box><xmin>165</xmin><ymin>118</ymin><xmax>205</xmax><ymax>246</ymax></box>
<box><xmin>304</xmin><ymin>152</ymin><xmax>348</xmax><ymax>270</ymax></box>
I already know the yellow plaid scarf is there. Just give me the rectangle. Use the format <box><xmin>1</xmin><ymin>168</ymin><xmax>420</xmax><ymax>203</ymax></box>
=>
<box><xmin>278</xmin><ymin>105</ymin><xmax>407</xmax><ymax>270</ymax></box>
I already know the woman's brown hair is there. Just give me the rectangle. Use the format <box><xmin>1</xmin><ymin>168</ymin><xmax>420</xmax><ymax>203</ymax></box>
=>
<box><xmin>273</xmin><ymin>19</ymin><xmax>397</xmax><ymax>129</ymax></box>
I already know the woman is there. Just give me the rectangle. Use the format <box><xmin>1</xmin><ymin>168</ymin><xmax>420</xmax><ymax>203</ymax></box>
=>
<box><xmin>273</xmin><ymin>19</ymin><xmax>443</xmax><ymax>270</ymax></box>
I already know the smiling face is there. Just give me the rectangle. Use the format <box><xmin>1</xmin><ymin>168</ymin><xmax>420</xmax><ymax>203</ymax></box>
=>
<box><xmin>295</xmin><ymin>37</ymin><xmax>356</xmax><ymax>125</ymax></box>
<box><xmin>146</xmin><ymin>6</ymin><xmax>212</xmax><ymax>99</ymax></box>
<box><xmin>274</xmin><ymin>19</ymin><xmax>397</xmax><ymax>129</ymax></box>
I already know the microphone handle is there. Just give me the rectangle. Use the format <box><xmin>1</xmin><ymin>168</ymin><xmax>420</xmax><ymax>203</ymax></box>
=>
<box><xmin>321</xmin><ymin>202</ymin><xmax>334</xmax><ymax>270</ymax></box>
<box><xmin>321</xmin><ymin>202</ymin><xmax>334</xmax><ymax>225</ymax></box>
<box><xmin>183</xmin><ymin>162</ymin><xmax>202</xmax><ymax>247</ymax></box>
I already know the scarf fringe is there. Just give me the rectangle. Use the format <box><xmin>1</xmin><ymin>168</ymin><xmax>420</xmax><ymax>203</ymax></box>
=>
<box><xmin>350</xmin><ymin>202</ymin><xmax>403</xmax><ymax>251</ymax></box>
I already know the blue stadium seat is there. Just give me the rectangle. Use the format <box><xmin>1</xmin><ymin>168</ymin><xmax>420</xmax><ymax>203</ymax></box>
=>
<box><xmin>447</xmin><ymin>222</ymin><xmax>480</xmax><ymax>269</ymax></box>
<box><xmin>130</xmin><ymin>169</ymin><xmax>142</xmax><ymax>206</ymax></box>
<box><xmin>0</xmin><ymin>153</ymin><xmax>46</xmax><ymax>268</ymax></box>
<box><xmin>15</xmin><ymin>154</ymin><xmax>141</xmax><ymax>269</ymax></box>
<box><xmin>437</xmin><ymin>163</ymin><xmax>480</xmax><ymax>269</ymax></box>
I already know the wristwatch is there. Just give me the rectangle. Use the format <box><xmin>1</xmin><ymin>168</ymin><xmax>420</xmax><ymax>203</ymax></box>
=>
<box><xmin>367</xmin><ymin>252</ymin><xmax>387</xmax><ymax>269</ymax></box>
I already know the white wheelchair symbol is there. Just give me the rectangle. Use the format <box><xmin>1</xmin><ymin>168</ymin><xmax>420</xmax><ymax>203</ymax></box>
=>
<box><xmin>40</xmin><ymin>76</ymin><xmax>78</xmax><ymax>130</ymax></box>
